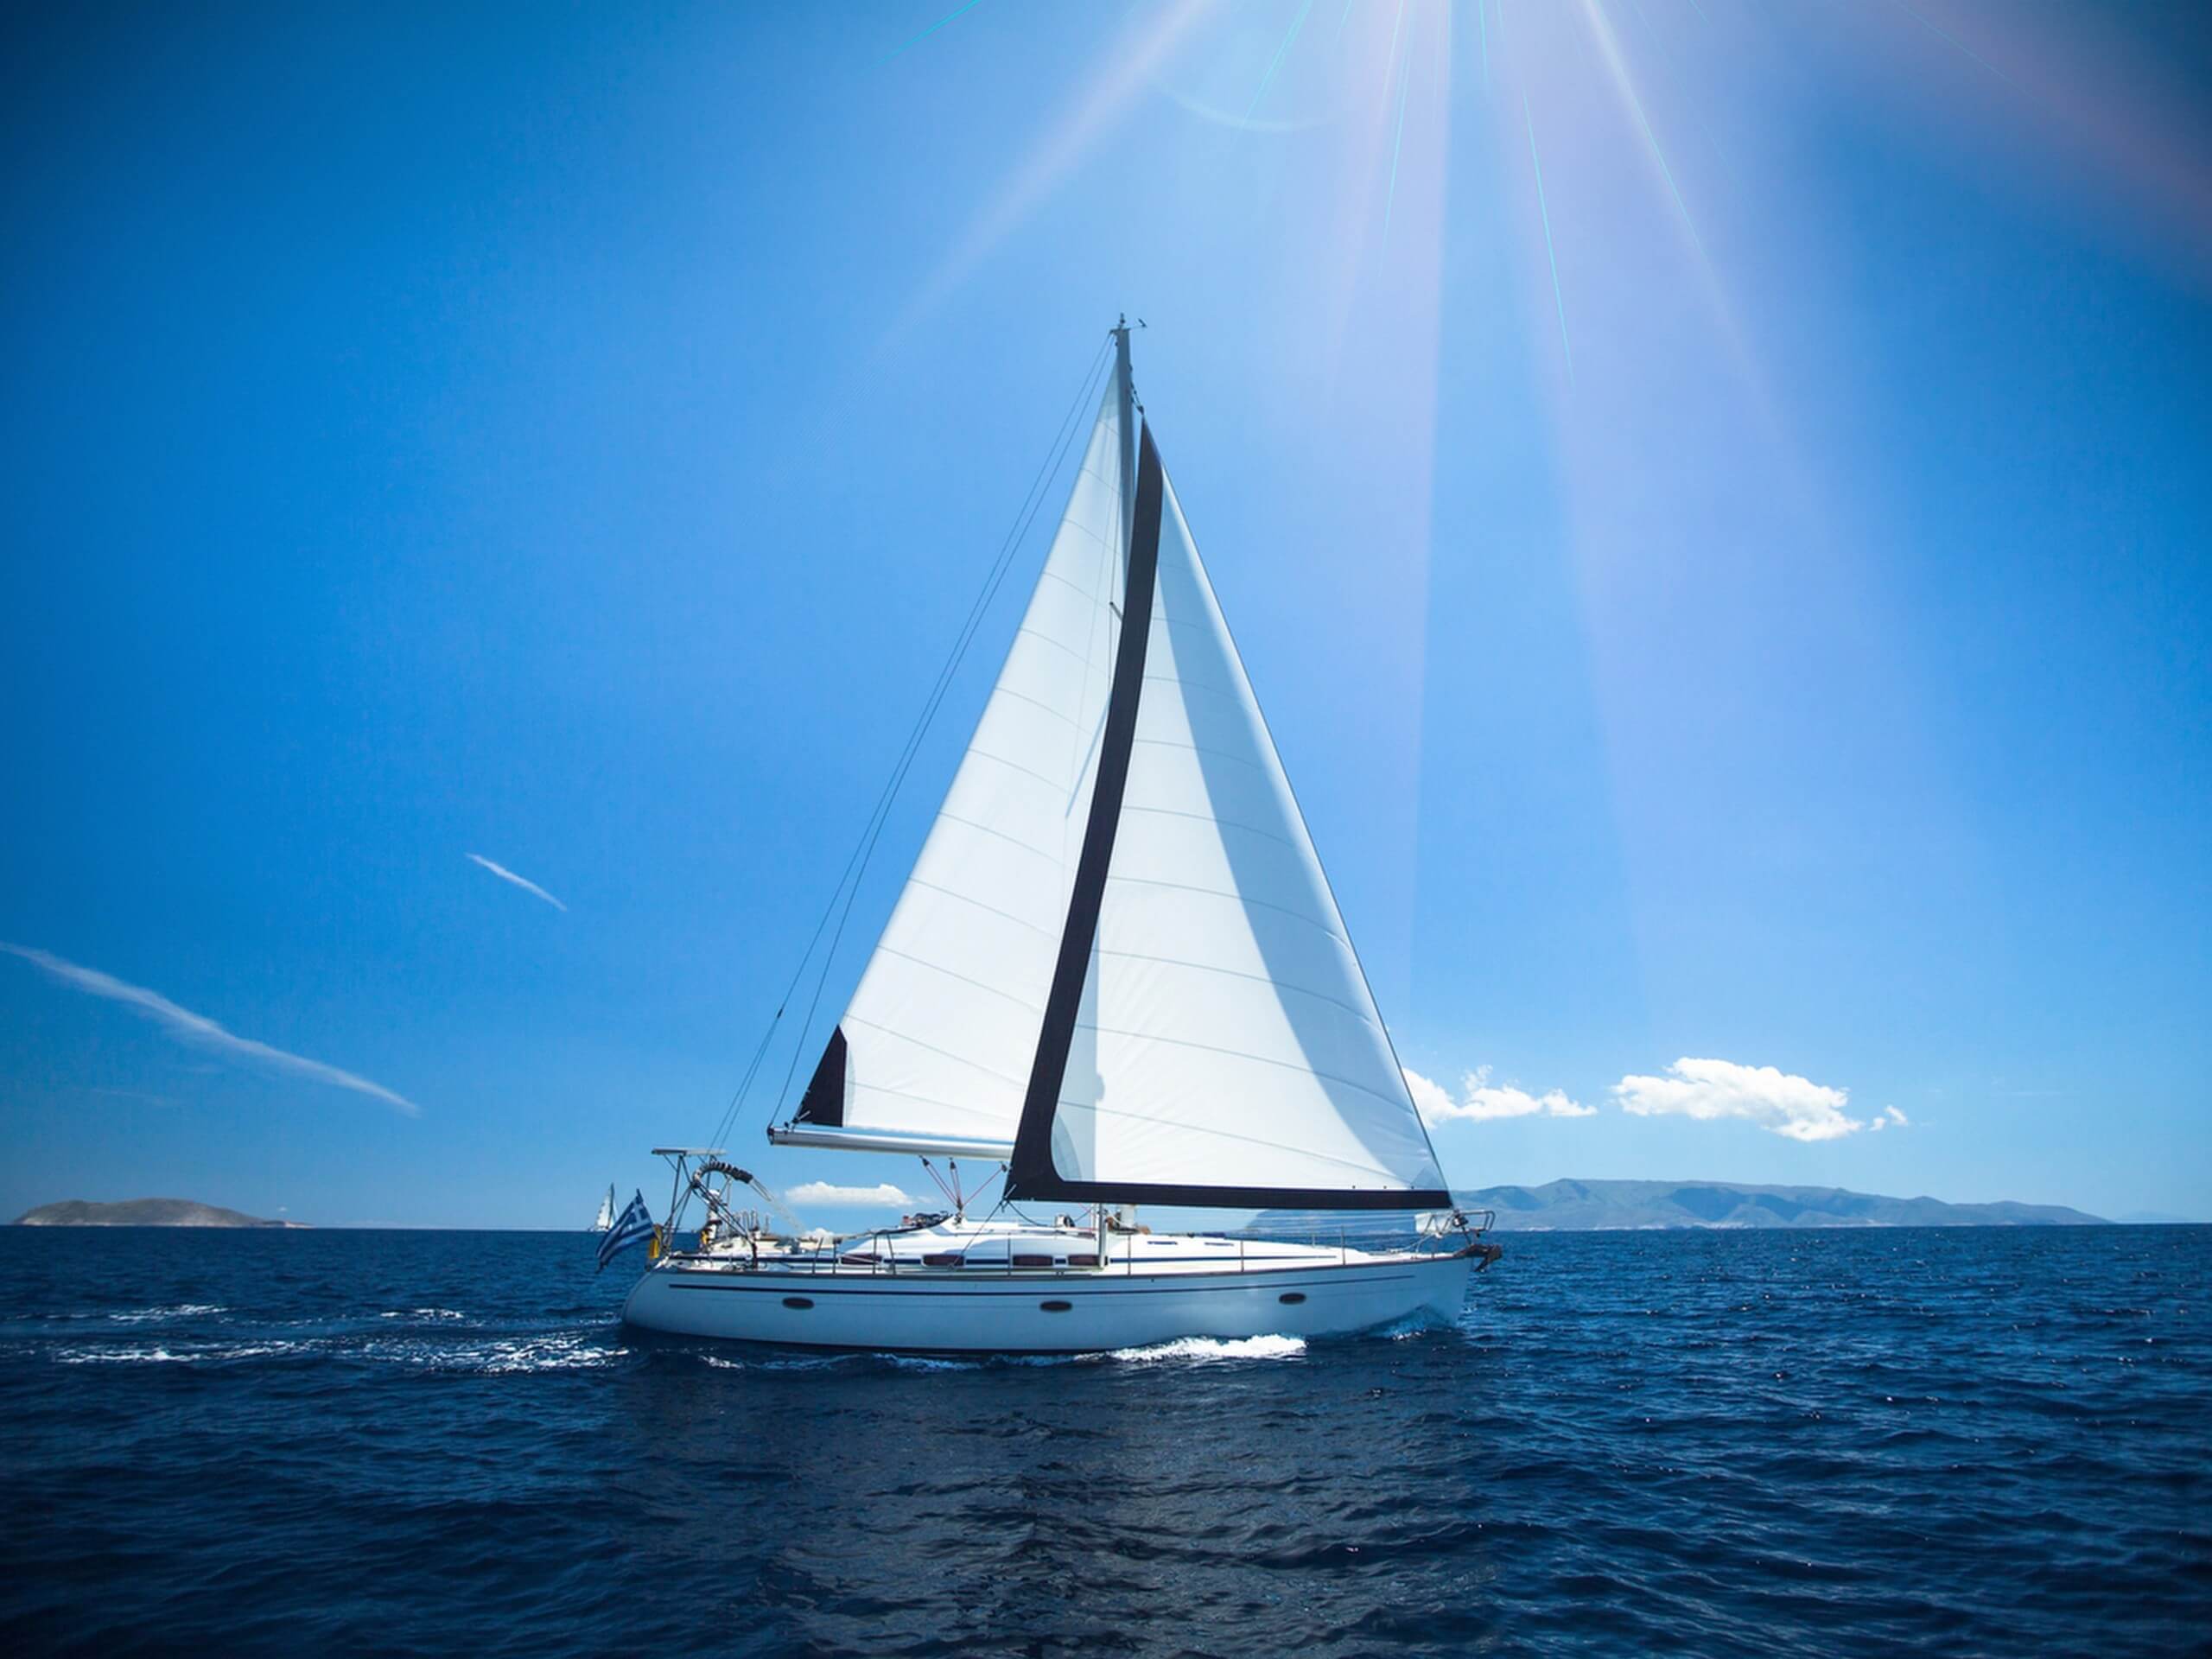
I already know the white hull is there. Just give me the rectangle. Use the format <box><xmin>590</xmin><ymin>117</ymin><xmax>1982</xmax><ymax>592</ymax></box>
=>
<box><xmin>622</xmin><ymin>1246</ymin><xmax>1477</xmax><ymax>1354</ymax></box>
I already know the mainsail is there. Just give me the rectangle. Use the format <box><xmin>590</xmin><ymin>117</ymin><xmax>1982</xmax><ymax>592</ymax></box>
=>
<box><xmin>774</xmin><ymin>327</ymin><xmax>1448</xmax><ymax>1210</ymax></box>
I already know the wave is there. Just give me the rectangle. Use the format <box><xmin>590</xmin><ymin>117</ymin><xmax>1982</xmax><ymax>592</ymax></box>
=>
<box><xmin>103</xmin><ymin>1304</ymin><xmax>226</xmax><ymax>1325</ymax></box>
<box><xmin>54</xmin><ymin>1339</ymin><xmax>303</xmax><ymax>1365</ymax></box>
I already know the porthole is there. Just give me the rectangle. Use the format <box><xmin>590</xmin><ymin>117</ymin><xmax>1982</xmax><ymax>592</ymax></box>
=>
<box><xmin>1039</xmin><ymin>1300</ymin><xmax>1074</xmax><ymax>1313</ymax></box>
<box><xmin>783</xmin><ymin>1297</ymin><xmax>814</xmax><ymax>1310</ymax></box>
<box><xmin>1278</xmin><ymin>1292</ymin><xmax>1306</xmax><ymax>1306</ymax></box>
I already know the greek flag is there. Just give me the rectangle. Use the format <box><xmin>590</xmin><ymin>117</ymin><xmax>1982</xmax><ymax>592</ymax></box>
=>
<box><xmin>596</xmin><ymin>1190</ymin><xmax>655</xmax><ymax>1272</ymax></box>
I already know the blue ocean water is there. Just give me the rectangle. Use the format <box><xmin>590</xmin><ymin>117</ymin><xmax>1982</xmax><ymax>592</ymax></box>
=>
<box><xmin>1</xmin><ymin>1225</ymin><xmax>2205</xmax><ymax>1656</ymax></box>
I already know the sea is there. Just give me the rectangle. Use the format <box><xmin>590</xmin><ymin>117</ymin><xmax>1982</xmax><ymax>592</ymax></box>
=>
<box><xmin>2</xmin><ymin>1225</ymin><xmax>2205</xmax><ymax>1657</ymax></box>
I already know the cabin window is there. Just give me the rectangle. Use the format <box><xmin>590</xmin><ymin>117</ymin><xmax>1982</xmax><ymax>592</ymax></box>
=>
<box><xmin>1278</xmin><ymin>1292</ymin><xmax>1306</xmax><ymax>1306</ymax></box>
<box><xmin>783</xmin><ymin>1297</ymin><xmax>815</xmax><ymax>1310</ymax></box>
<box><xmin>1039</xmin><ymin>1300</ymin><xmax>1073</xmax><ymax>1313</ymax></box>
<box><xmin>1012</xmin><ymin>1253</ymin><xmax>1054</xmax><ymax>1268</ymax></box>
<box><xmin>1065</xmin><ymin>1253</ymin><xmax>1099</xmax><ymax>1268</ymax></box>
<box><xmin>922</xmin><ymin>1253</ymin><xmax>963</xmax><ymax>1268</ymax></box>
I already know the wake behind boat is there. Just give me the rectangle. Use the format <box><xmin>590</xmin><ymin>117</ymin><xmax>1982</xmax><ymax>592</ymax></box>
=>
<box><xmin>623</xmin><ymin>321</ymin><xmax>1497</xmax><ymax>1353</ymax></box>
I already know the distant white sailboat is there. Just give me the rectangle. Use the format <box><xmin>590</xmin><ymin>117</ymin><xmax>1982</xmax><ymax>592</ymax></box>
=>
<box><xmin>622</xmin><ymin>322</ymin><xmax>1496</xmax><ymax>1353</ymax></box>
<box><xmin>589</xmin><ymin>1185</ymin><xmax>615</xmax><ymax>1234</ymax></box>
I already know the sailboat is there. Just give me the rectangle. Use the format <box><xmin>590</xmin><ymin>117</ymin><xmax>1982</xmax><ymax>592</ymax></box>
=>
<box><xmin>622</xmin><ymin>321</ymin><xmax>1496</xmax><ymax>1353</ymax></box>
<box><xmin>590</xmin><ymin>1185</ymin><xmax>615</xmax><ymax>1234</ymax></box>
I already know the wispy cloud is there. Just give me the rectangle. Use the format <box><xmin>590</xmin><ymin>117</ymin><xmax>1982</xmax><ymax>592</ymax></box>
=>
<box><xmin>1869</xmin><ymin>1105</ymin><xmax>1910</xmax><ymax>1132</ymax></box>
<box><xmin>785</xmin><ymin>1181</ymin><xmax>919</xmax><ymax>1207</ymax></box>
<box><xmin>1406</xmin><ymin>1065</ymin><xmax>1596</xmax><ymax>1124</ymax></box>
<box><xmin>85</xmin><ymin>1086</ymin><xmax>179</xmax><ymax>1107</ymax></box>
<box><xmin>1</xmin><ymin>944</ymin><xmax>419</xmax><ymax>1116</ymax></box>
<box><xmin>466</xmin><ymin>854</ymin><xmax>567</xmax><ymax>912</ymax></box>
<box><xmin>1613</xmin><ymin>1057</ymin><xmax>1858</xmax><ymax>1142</ymax></box>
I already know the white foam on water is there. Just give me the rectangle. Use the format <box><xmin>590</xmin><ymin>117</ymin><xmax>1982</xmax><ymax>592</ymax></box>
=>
<box><xmin>378</xmin><ymin>1308</ymin><xmax>466</xmax><ymax>1320</ymax></box>
<box><xmin>361</xmin><ymin>1332</ymin><xmax>625</xmax><ymax>1374</ymax></box>
<box><xmin>204</xmin><ymin>1342</ymin><xmax>304</xmax><ymax>1362</ymax></box>
<box><xmin>701</xmin><ymin>1351</ymin><xmax>876</xmax><ymax>1373</ymax></box>
<box><xmin>1376</xmin><ymin>1308</ymin><xmax>1453</xmax><ymax>1341</ymax></box>
<box><xmin>883</xmin><ymin>1353</ymin><xmax>986</xmax><ymax>1372</ymax></box>
<box><xmin>1108</xmin><ymin>1333</ymin><xmax>1307</xmax><ymax>1364</ymax></box>
<box><xmin>470</xmin><ymin>1335</ymin><xmax>623</xmax><ymax>1373</ymax></box>
<box><xmin>55</xmin><ymin>1338</ymin><xmax>313</xmax><ymax>1365</ymax></box>
<box><xmin>690</xmin><ymin>1337</ymin><xmax>1309</xmax><ymax>1371</ymax></box>
<box><xmin>55</xmin><ymin>1344</ymin><xmax>193</xmax><ymax>1364</ymax></box>
<box><xmin>104</xmin><ymin>1304</ymin><xmax>226</xmax><ymax>1325</ymax></box>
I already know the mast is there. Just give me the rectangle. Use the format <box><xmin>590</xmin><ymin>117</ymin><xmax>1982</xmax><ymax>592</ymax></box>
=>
<box><xmin>1104</xmin><ymin>313</ymin><xmax>1137</xmax><ymax>1259</ymax></box>
<box><xmin>1113</xmin><ymin>315</ymin><xmax>1136</xmax><ymax>544</ymax></box>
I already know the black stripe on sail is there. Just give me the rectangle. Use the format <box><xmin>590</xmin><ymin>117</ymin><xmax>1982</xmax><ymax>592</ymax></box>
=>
<box><xmin>1005</xmin><ymin>423</ymin><xmax>1445</xmax><ymax>1217</ymax></box>
<box><xmin>794</xmin><ymin>1025</ymin><xmax>848</xmax><ymax>1126</ymax></box>
<box><xmin>1008</xmin><ymin>422</ymin><xmax>1165</xmax><ymax>1202</ymax></box>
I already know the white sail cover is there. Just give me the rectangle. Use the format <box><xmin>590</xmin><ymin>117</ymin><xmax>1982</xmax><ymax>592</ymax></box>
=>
<box><xmin>1037</xmin><ymin>464</ymin><xmax>1447</xmax><ymax>1201</ymax></box>
<box><xmin>777</xmin><ymin>382</ymin><xmax>1128</xmax><ymax>1156</ymax></box>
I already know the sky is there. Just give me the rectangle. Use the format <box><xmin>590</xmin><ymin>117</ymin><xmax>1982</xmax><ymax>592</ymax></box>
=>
<box><xmin>1</xmin><ymin>2</ymin><xmax>2207</xmax><ymax>1229</ymax></box>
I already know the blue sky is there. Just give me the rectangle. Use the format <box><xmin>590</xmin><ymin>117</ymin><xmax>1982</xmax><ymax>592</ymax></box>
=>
<box><xmin>2</xmin><ymin>2</ymin><xmax>2206</xmax><ymax>1228</ymax></box>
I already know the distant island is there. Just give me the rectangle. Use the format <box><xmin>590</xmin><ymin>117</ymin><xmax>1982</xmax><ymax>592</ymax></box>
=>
<box><xmin>1253</xmin><ymin>1179</ymin><xmax>2107</xmax><ymax>1236</ymax></box>
<box><xmin>1453</xmin><ymin>1179</ymin><xmax>2104</xmax><ymax>1230</ymax></box>
<box><xmin>13</xmin><ymin>1198</ymin><xmax>305</xmax><ymax>1229</ymax></box>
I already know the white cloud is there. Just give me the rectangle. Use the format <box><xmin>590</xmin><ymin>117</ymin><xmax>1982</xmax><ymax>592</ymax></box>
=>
<box><xmin>785</xmin><ymin>1181</ymin><xmax>919</xmax><ymax>1208</ymax></box>
<box><xmin>1612</xmin><ymin>1057</ymin><xmax>1858</xmax><ymax>1142</ymax></box>
<box><xmin>1405</xmin><ymin>1065</ymin><xmax>1596</xmax><ymax>1124</ymax></box>
<box><xmin>1869</xmin><ymin>1104</ymin><xmax>1909</xmax><ymax>1132</ymax></box>
<box><xmin>1</xmin><ymin>943</ymin><xmax>419</xmax><ymax>1116</ymax></box>
<box><xmin>466</xmin><ymin>853</ymin><xmax>566</xmax><ymax>912</ymax></box>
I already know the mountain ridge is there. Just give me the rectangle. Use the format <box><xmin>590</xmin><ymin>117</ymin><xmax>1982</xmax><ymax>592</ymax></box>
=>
<box><xmin>1454</xmin><ymin>1178</ymin><xmax>2104</xmax><ymax>1230</ymax></box>
<box><xmin>1251</xmin><ymin>1178</ymin><xmax>2108</xmax><ymax>1235</ymax></box>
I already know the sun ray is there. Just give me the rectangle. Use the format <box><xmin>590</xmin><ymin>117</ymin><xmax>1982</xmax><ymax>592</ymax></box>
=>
<box><xmin>1582</xmin><ymin>0</ymin><xmax>1707</xmax><ymax>261</ymax></box>
<box><xmin>1888</xmin><ymin>0</ymin><xmax>2015</xmax><ymax>87</ymax></box>
<box><xmin>1522</xmin><ymin>90</ymin><xmax>1574</xmax><ymax>385</ymax></box>
<box><xmin>880</xmin><ymin>0</ymin><xmax>987</xmax><ymax>65</ymax></box>
<box><xmin>1383</xmin><ymin>0</ymin><xmax>1415</xmax><ymax>238</ymax></box>
<box><xmin>1248</xmin><ymin>0</ymin><xmax>1319</xmax><ymax>120</ymax></box>
<box><xmin>1433</xmin><ymin>0</ymin><xmax>1452</xmax><ymax>116</ymax></box>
